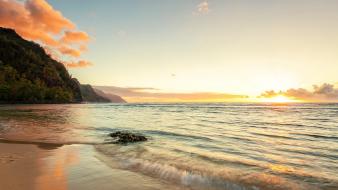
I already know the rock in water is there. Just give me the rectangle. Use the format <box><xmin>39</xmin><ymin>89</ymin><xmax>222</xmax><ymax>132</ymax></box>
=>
<box><xmin>109</xmin><ymin>131</ymin><xmax>147</xmax><ymax>143</ymax></box>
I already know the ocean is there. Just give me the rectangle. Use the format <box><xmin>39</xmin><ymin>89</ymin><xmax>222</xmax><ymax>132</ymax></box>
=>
<box><xmin>0</xmin><ymin>103</ymin><xmax>337</xmax><ymax>190</ymax></box>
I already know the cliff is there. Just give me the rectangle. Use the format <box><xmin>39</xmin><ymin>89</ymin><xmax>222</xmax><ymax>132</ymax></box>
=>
<box><xmin>0</xmin><ymin>27</ymin><xmax>82</xmax><ymax>103</ymax></box>
<box><xmin>93</xmin><ymin>88</ymin><xmax>127</xmax><ymax>103</ymax></box>
<box><xmin>80</xmin><ymin>84</ymin><xmax>111</xmax><ymax>103</ymax></box>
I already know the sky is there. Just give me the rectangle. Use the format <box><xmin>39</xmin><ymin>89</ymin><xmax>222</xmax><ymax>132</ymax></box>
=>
<box><xmin>1</xmin><ymin>0</ymin><xmax>338</xmax><ymax>102</ymax></box>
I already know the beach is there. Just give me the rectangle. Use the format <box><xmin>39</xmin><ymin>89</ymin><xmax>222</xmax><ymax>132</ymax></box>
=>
<box><xmin>1</xmin><ymin>0</ymin><xmax>338</xmax><ymax>189</ymax></box>
<box><xmin>0</xmin><ymin>142</ymin><xmax>182</xmax><ymax>190</ymax></box>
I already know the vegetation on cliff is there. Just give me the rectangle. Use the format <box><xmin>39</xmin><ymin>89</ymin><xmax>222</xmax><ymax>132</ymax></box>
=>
<box><xmin>0</xmin><ymin>27</ymin><xmax>82</xmax><ymax>103</ymax></box>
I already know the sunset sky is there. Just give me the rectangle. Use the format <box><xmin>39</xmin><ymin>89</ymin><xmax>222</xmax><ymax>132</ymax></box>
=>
<box><xmin>1</xmin><ymin>0</ymin><xmax>338</xmax><ymax>102</ymax></box>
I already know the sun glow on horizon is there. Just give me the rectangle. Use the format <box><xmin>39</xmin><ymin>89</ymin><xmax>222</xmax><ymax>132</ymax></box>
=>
<box><xmin>260</xmin><ymin>95</ymin><xmax>299</xmax><ymax>103</ymax></box>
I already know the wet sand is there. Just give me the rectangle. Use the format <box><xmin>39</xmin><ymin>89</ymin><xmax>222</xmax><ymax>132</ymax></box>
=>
<box><xmin>0</xmin><ymin>142</ymin><xmax>183</xmax><ymax>190</ymax></box>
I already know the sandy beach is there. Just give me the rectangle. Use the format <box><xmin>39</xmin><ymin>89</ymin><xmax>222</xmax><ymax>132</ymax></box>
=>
<box><xmin>0</xmin><ymin>142</ymin><xmax>183</xmax><ymax>190</ymax></box>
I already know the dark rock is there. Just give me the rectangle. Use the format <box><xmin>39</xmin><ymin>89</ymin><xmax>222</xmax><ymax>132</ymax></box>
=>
<box><xmin>109</xmin><ymin>131</ymin><xmax>147</xmax><ymax>144</ymax></box>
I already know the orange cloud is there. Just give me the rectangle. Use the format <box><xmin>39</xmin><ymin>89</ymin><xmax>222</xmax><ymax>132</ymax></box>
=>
<box><xmin>58</xmin><ymin>46</ymin><xmax>81</xmax><ymax>57</ymax></box>
<box><xmin>260</xmin><ymin>83</ymin><xmax>338</xmax><ymax>102</ymax></box>
<box><xmin>25</xmin><ymin>0</ymin><xmax>75</xmax><ymax>34</ymax></box>
<box><xmin>94</xmin><ymin>86</ymin><xmax>249</xmax><ymax>102</ymax></box>
<box><xmin>79</xmin><ymin>44</ymin><xmax>88</xmax><ymax>52</ymax></box>
<box><xmin>61</xmin><ymin>31</ymin><xmax>90</xmax><ymax>44</ymax></box>
<box><xmin>0</xmin><ymin>0</ymin><xmax>91</xmax><ymax>68</ymax></box>
<box><xmin>64</xmin><ymin>60</ymin><xmax>93</xmax><ymax>68</ymax></box>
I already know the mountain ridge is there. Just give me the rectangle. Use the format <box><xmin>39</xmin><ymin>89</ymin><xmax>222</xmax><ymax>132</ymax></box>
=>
<box><xmin>0</xmin><ymin>27</ymin><xmax>82</xmax><ymax>103</ymax></box>
<box><xmin>93</xmin><ymin>87</ymin><xmax>127</xmax><ymax>103</ymax></box>
<box><xmin>0</xmin><ymin>27</ymin><xmax>125</xmax><ymax>104</ymax></box>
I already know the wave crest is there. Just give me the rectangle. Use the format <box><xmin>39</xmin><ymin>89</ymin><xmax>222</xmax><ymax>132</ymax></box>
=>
<box><xmin>95</xmin><ymin>144</ymin><xmax>313</xmax><ymax>190</ymax></box>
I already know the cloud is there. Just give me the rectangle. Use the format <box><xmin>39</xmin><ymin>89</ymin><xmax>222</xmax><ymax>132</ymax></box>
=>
<box><xmin>194</xmin><ymin>1</ymin><xmax>209</xmax><ymax>15</ymax></box>
<box><xmin>259</xmin><ymin>90</ymin><xmax>280</xmax><ymax>98</ymax></box>
<box><xmin>25</xmin><ymin>0</ymin><xmax>75</xmax><ymax>34</ymax></box>
<box><xmin>260</xmin><ymin>83</ymin><xmax>338</xmax><ymax>102</ymax></box>
<box><xmin>61</xmin><ymin>31</ymin><xmax>90</xmax><ymax>44</ymax></box>
<box><xmin>94</xmin><ymin>86</ymin><xmax>248</xmax><ymax>102</ymax></box>
<box><xmin>0</xmin><ymin>0</ymin><xmax>91</xmax><ymax>68</ymax></box>
<box><xmin>64</xmin><ymin>60</ymin><xmax>93</xmax><ymax>68</ymax></box>
<box><xmin>58</xmin><ymin>46</ymin><xmax>81</xmax><ymax>57</ymax></box>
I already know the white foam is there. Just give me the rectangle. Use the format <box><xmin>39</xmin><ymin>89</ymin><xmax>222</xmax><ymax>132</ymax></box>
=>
<box><xmin>118</xmin><ymin>158</ymin><xmax>256</xmax><ymax>190</ymax></box>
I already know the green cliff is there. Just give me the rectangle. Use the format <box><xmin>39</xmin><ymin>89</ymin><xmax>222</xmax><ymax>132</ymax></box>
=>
<box><xmin>0</xmin><ymin>27</ymin><xmax>82</xmax><ymax>103</ymax></box>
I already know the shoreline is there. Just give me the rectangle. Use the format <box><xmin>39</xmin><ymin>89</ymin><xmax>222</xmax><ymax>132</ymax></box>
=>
<box><xmin>0</xmin><ymin>142</ymin><xmax>183</xmax><ymax>190</ymax></box>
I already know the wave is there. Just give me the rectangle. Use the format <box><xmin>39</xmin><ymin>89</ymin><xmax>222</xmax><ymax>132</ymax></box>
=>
<box><xmin>96</xmin><ymin>145</ymin><xmax>258</xmax><ymax>190</ymax></box>
<box><xmin>115</xmin><ymin>158</ymin><xmax>258</xmax><ymax>190</ymax></box>
<box><xmin>94</xmin><ymin>144</ymin><xmax>319</xmax><ymax>190</ymax></box>
<box><xmin>276</xmin><ymin>147</ymin><xmax>338</xmax><ymax>161</ymax></box>
<box><xmin>249</xmin><ymin>132</ymin><xmax>296</xmax><ymax>140</ymax></box>
<box><xmin>145</xmin><ymin>130</ymin><xmax>213</xmax><ymax>141</ymax></box>
<box><xmin>294</xmin><ymin>134</ymin><xmax>338</xmax><ymax>141</ymax></box>
<box><xmin>0</xmin><ymin>138</ymin><xmax>100</xmax><ymax>146</ymax></box>
<box><xmin>304</xmin><ymin>118</ymin><xmax>332</xmax><ymax>122</ymax></box>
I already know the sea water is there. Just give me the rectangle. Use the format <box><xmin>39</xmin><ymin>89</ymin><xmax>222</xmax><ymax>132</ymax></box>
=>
<box><xmin>0</xmin><ymin>103</ymin><xmax>337</xmax><ymax>190</ymax></box>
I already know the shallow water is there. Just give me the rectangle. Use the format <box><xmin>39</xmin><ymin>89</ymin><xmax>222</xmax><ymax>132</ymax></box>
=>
<box><xmin>0</xmin><ymin>103</ymin><xmax>337</xmax><ymax>190</ymax></box>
